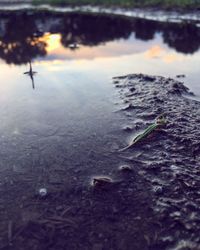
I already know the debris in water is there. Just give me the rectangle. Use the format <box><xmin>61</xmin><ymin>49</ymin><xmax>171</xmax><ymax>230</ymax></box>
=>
<box><xmin>118</xmin><ymin>165</ymin><xmax>132</xmax><ymax>172</ymax></box>
<box><xmin>119</xmin><ymin>114</ymin><xmax>167</xmax><ymax>151</ymax></box>
<box><xmin>38</xmin><ymin>188</ymin><xmax>47</xmax><ymax>197</ymax></box>
<box><xmin>68</xmin><ymin>43</ymin><xmax>80</xmax><ymax>49</ymax></box>
<box><xmin>122</xmin><ymin>125</ymin><xmax>133</xmax><ymax>132</ymax></box>
<box><xmin>153</xmin><ymin>185</ymin><xmax>163</xmax><ymax>195</ymax></box>
<box><xmin>92</xmin><ymin>176</ymin><xmax>113</xmax><ymax>189</ymax></box>
<box><xmin>176</xmin><ymin>74</ymin><xmax>186</xmax><ymax>78</ymax></box>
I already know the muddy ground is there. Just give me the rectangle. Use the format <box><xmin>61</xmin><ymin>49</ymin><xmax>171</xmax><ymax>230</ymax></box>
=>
<box><xmin>113</xmin><ymin>74</ymin><xmax>200</xmax><ymax>250</ymax></box>
<box><xmin>1</xmin><ymin>74</ymin><xmax>200</xmax><ymax>250</ymax></box>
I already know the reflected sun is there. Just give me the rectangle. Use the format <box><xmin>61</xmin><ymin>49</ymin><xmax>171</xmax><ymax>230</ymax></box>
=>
<box><xmin>41</xmin><ymin>33</ymin><xmax>61</xmax><ymax>53</ymax></box>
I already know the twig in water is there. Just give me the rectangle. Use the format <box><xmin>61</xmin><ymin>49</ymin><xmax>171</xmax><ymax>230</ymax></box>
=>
<box><xmin>119</xmin><ymin>114</ymin><xmax>167</xmax><ymax>152</ymax></box>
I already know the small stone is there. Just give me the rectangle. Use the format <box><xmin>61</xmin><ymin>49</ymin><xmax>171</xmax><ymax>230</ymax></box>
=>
<box><xmin>153</xmin><ymin>185</ymin><xmax>163</xmax><ymax>195</ymax></box>
<box><xmin>118</xmin><ymin>165</ymin><xmax>132</xmax><ymax>172</ymax></box>
<box><xmin>170</xmin><ymin>211</ymin><xmax>181</xmax><ymax>218</ymax></box>
<box><xmin>92</xmin><ymin>176</ymin><xmax>113</xmax><ymax>189</ymax></box>
<box><xmin>122</xmin><ymin>126</ymin><xmax>132</xmax><ymax>132</ymax></box>
<box><xmin>185</xmin><ymin>223</ymin><xmax>193</xmax><ymax>230</ymax></box>
<box><xmin>161</xmin><ymin>236</ymin><xmax>174</xmax><ymax>243</ymax></box>
<box><xmin>38</xmin><ymin>188</ymin><xmax>47</xmax><ymax>197</ymax></box>
<box><xmin>129</xmin><ymin>87</ymin><xmax>136</xmax><ymax>92</ymax></box>
<box><xmin>176</xmin><ymin>74</ymin><xmax>185</xmax><ymax>78</ymax></box>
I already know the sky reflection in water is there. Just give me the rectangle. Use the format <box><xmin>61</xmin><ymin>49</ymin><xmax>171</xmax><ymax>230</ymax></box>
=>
<box><xmin>1</xmin><ymin>29</ymin><xmax>199</xmax><ymax>95</ymax></box>
<box><xmin>0</xmin><ymin>12</ymin><xmax>200</xmax><ymax>136</ymax></box>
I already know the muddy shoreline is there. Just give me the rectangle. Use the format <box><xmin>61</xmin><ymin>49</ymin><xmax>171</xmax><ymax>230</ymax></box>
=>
<box><xmin>113</xmin><ymin>74</ymin><xmax>200</xmax><ymax>249</ymax></box>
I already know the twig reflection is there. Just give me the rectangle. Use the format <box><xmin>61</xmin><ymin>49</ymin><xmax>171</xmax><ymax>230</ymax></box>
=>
<box><xmin>24</xmin><ymin>61</ymin><xmax>37</xmax><ymax>89</ymax></box>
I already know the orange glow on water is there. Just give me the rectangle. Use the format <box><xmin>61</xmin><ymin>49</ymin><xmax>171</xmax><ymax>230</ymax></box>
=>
<box><xmin>145</xmin><ymin>45</ymin><xmax>164</xmax><ymax>58</ymax></box>
<box><xmin>144</xmin><ymin>45</ymin><xmax>185</xmax><ymax>63</ymax></box>
<box><xmin>40</xmin><ymin>33</ymin><xmax>61</xmax><ymax>53</ymax></box>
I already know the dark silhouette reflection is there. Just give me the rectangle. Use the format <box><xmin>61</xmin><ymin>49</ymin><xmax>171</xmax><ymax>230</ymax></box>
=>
<box><xmin>0</xmin><ymin>11</ymin><xmax>199</xmax><ymax>65</ymax></box>
<box><xmin>162</xmin><ymin>23</ymin><xmax>200</xmax><ymax>54</ymax></box>
<box><xmin>60</xmin><ymin>13</ymin><xmax>132</xmax><ymax>47</ymax></box>
<box><xmin>24</xmin><ymin>61</ymin><xmax>37</xmax><ymax>89</ymax></box>
<box><xmin>0</xmin><ymin>13</ymin><xmax>47</xmax><ymax>65</ymax></box>
<box><xmin>59</xmin><ymin>16</ymin><xmax>200</xmax><ymax>54</ymax></box>
<box><xmin>133</xmin><ymin>19</ymin><xmax>157</xmax><ymax>41</ymax></box>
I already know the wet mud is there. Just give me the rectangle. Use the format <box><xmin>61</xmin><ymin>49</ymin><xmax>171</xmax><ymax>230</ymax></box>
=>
<box><xmin>113</xmin><ymin>74</ymin><xmax>200</xmax><ymax>250</ymax></box>
<box><xmin>1</xmin><ymin>74</ymin><xmax>200</xmax><ymax>250</ymax></box>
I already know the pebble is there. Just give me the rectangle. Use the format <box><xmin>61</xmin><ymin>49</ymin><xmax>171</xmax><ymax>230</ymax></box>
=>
<box><xmin>118</xmin><ymin>165</ymin><xmax>133</xmax><ymax>172</ymax></box>
<box><xmin>92</xmin><ymin>177</ymin><xmax>113</xmax><ymax>189</ymax></box>
<box><xmin>153</xmin><ymin>185</ymin><xmax>163</xmax><ymax>195</ymax></box>
<box><xmin>38</xmin><ymin>188</ymin><xmax>47</xmax><ymax>197</ymax></box>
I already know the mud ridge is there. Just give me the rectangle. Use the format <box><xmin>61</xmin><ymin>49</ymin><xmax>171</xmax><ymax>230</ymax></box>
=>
<box><xmin>113</xmin><ymin>73</ymin><xmax>200</xmax><ymax>249</ymax></box>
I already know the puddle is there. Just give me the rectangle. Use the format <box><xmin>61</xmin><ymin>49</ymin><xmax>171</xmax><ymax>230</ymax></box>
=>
<box><xmin>0</xmin><ymin>10</ymin><xmax>200</xmax><ymax>250</ymax></box>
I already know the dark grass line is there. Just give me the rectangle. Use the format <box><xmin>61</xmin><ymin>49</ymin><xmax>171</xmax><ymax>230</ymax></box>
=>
<box><xmin>33</xmin><ymin>0</ymin><xmax>200</xmax><ymax>9</ymax></box>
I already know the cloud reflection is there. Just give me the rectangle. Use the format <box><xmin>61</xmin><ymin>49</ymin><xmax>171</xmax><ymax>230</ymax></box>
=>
<box><xmin>0</xmin><ymin>12</ymin><xmax>200</xmax><ymax>65</ymax></box>
<box><xmin>145</xmin><ymin>45</ymin><xmax>185</xmax><ymax>63</ymax></box>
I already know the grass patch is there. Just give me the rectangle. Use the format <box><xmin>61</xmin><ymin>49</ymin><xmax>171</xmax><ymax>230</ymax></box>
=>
<box><xmin>33</xmin><ymin>0</ymin><xmax>200</xmax><ymax>9</ymax></box>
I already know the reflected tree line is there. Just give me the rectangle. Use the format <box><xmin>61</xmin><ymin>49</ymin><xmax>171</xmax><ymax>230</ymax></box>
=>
<box><xmin>0</xmin><ymin>11</ymin><xmax>200</xmax><ymax>65</ymax></box>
